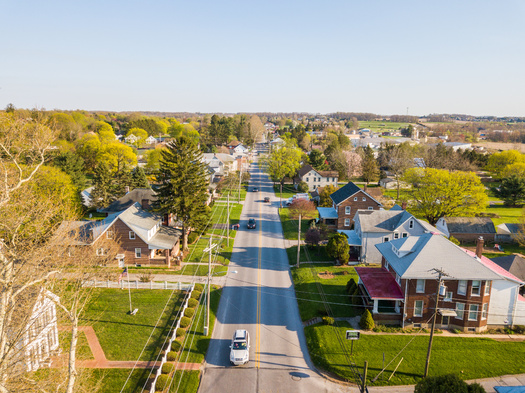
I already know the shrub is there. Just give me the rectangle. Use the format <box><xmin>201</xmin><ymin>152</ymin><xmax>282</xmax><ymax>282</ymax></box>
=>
<box><xmin>161</xmin><ymin>362</ymin><xmax>174</xmax><ymax>374</ymax></box>
<box><xmin>138</xmin><ymin>273</ymin><xmax>153</xmax><ymax>282</ymax></box>
<box><xmin>322</xmin><ymin>316</ymin><xmax>334</xmax><ymax>325</ymax></box>
<box><xmin>187</xmin><ymin>298</ymin><xmax>199</xmax><ymax>308</ymax></box>
<box><xmin>166</xmin><ymin>351</ymin><xmax>178</xmax><ymax>361</ymax></box>
<box><xmin>188</xmin><ymin>232</ymin><xmax>199</xmax><ymax>244</ymax></box>
<box><xmin>171</xmin><ymin>340</ymin><xmax>182</xmax><ymax>352</ymax></box>
<box><xmin>194</xmin><ymin>283</ymin><xmax>204</xmax><ymax>292</ymax></box>
<box><xmin>184</xmin><ymin>308</ymin><xmax>195</xmax><ymax>318</ymax></box>
<box><xmin>179</xmin><ymin>316</ymin><xmax>191</xmax><ymax>328</ymax></box>
<box><xmin>513</xmin><ymin>325</ymin><xmax>525</xmax><ymax>334</ymax></box>
<box><xmin>414</xmin><ymin>374</ymin><xmax>468</xmax><ymax>393</ymax></box>
<box><xmin>155</xmin><ymin>374</ymin><xmax>170</xmax><ymax>391</ymax></box>
<box><xmin>191</xmin><ymin>290</ymin><xmax>201</xmax><ymax>299</ymax></box>
<box><xmin>468</xmin><ymin>383</ymin><xmax>487</xmax><ymax>393</ymax></box>
<box><xmin>176</xmin><ymin>328</ymin><xmax>185</xmax><ymax>338</ymax></box>
<box><xmin>346</xmin><ymin>278</ymin><xmax>357</xmax><ymax>294</ymax></box>
<box><xmin>297</xmin><ymin>181</ymin><xmax>309</xmax><ymax>193</ymax></box>
<box><xmin>449</xmin><ymin>236</ymin><xmax>461</xmax><ymax>246</ymax></box>
<box><xmin>359</xmin><ymin>309</ymin><xmax>375</xmax><ymax>330</ymax></box>
<box><xmin>351</xmin><ymin>286</ymin><xmax>362</xmax><ymax>305</ymax></box>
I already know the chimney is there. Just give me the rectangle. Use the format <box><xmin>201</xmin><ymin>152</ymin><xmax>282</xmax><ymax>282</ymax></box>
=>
<box><xmin>401</xmin><ymin>201</ymin><xmax>407</xmax><ymax>210</ymax></box>
<box><xmin>475</xmin><ymin>236</ymin><xmax>484</xmax><ymax>258</ymax></box>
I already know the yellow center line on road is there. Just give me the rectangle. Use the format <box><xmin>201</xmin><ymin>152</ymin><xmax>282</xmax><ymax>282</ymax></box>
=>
<box><xmin>255</xmin><ymin>182</ymin><xmax>262</xmax><ymax>368</ymax></box>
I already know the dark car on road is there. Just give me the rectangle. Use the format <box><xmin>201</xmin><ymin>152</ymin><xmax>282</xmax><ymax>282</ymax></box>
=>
<box><xmin>247</xmin><ymin>218</ymin><xmax>256</xmax><ymax>229</ymax></box>
<box><xmin>263</xmin><ymin>197</ymin><xmax>270</xmax><ymax>203</ymax></box>
<box><xmin>253</xmin><ymin>187</ymin><xmax>259</xmax><ymax>192</ymax></box>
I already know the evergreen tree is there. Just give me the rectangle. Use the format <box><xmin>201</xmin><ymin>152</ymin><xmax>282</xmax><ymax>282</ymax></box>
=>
<box><xmin>359</xmin><ymin>309</ymin><xmax>375</xmax><ymax>330</ymax></box>
<box><xmin>113</xmin><ymin>167</ymin><xmax>133</xmax><ymax>198</ymax></box>
<box><xmin>361</xmin><ymin>145</ymin><xmax>380</xmax><ymax>184</ymax></box>
<box><xmin>494</xmin><ymin>174</ymin><xmax>525</xmax><ymax>206</ymax></box>
<box><xmin>91</xmin><ymin>162</ymin><xmax>114</xmax><ymax>208</ymax></box>
<box><xmin>155</xmin><ymin>136</ymin><xmax>211</xmax><ymax>251</ymax></box>
<box><xmin>132</xmin><ymin>166</ymin><xmax>150</xmax><ymax>189</ymax></box>
<box><xmin>53</xmin><ymin>151</ymin><xmax>87</xmax><ymax>191</ymax></box>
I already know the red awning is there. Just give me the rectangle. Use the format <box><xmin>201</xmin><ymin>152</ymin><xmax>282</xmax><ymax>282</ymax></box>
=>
<box><xmin>355</xmin><ymin>267</ymin><xmax>404</xmax><ymax>300</ymax></box>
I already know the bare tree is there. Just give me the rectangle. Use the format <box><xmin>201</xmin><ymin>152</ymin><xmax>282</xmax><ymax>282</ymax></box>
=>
<box><xmin>288</xmin><ymin>199</ymin><xmax>317</xmax><ymax>267</ymax></box>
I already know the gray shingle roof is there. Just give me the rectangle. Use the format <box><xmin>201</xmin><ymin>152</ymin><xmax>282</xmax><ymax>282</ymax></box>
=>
<box><xmin>376</xmin><ymin>233</ymin><xmax>501</xmax><ymax>280</ymax></box>
<box><xmin>357</xmin><ymin>210</ymin><xmax>414</xmax><ymax>233</ymax></box>
<box><xmin>149</xmin><ymin>225</ymin><xmax>182</xmax><ymax>249</ymax></box>
<box><xmin>443</xmin><ymin>217</ymin><xmax>496</xmax><ymax>234</ymax></box>
<box><xmin>99</xmin><ymin>188</ymin><xmax>156</xmax><ymax>213</ymax></box>
<box><xmin>491</xmin><ymin>255</ymin><xmax>525</xmax><ymax>282</ymax></box>
<box><xmin>330</xmin><ymin>182</ymin><xmax>362</xmax><ymax>205</ymax></box>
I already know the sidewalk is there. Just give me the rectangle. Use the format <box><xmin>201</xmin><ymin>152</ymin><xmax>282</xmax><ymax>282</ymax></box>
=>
<box><xmin>125</xmin><ymin>273</ymin><xmax>229</xmax><ymax>287</ymax></box>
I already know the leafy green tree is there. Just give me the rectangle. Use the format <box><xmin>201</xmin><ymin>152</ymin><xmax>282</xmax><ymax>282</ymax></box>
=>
<box><xmin>128</xmin><ymin>117</ymin><xmax>162</xmax><ymax>136</ymax></box>
<box><xmin>359</xmin><ymin>309</ymin><xmax>375</xmax><ymax>330</ymax></box>
<box><xmin>326</xmin><ymin>232</ymin><xmax>349</xmax><ymax>264</ymax></box>
<box><xmin>91</xmin><ymin>162</ymin><xmax>114</xmax><ymax>208</ymax></box>
<box><xmin>486</xmin><ymin>150</ymin><xmax>524</xmax><ymax>177</ymax></box>
<box><xmin>75</xmin><ymin>133</ymin><xmax>101</xmax><ymax>172</ymax></box>
<box><xmin>308</xmin><ymin>149</ymin><xmax>328</xmax><ymax>170</ymax></box>
<box><xmin>361</xmin><ymin>145</ymin><xmax>380</xmax><ymax>184</ymax></box>
<box><xmin>319</xmin><ymin>184</ymin><xmax>339</xmax><ymax>207</ymax></box>
<box><xmin>378</xmin><ymin>143</ymin><xmax>414</xmax><ymax>200</ymax></box>
<box><xmin>126</xmin><ymin>127</ymin><xmax>148</xmax><ymax>148</ymax></box>
<box><xmin>403</xmin><ymin>168</ymin><xmax>488</xmax><ymax>225</ymax></box>
<box><xmin>501</xmin><ymin>162</ymin><xmax>525</xmax><ymax>179</ymax></box>
<box><xmin>414</xmin><ymin>374</ymin><xmax>469</xmax><ymax>393</ymax></box>
<box><xmin>297</xmin><ymin>181</ymin><xmax>309</xmax><ymax>193</ymax></box>
<box><xmin>144</xmin><ymin>148</ymin><xmax>165</xmax><ymax>174</ymax></box>
<box><xmin>264</xmin><ymin>143</ymin><xmax>302</xmax><ymax>206</ymax></box>
<box><xmin>494</xmin><ymin>174</ymin><xmax>525</xmax><ymax>206</ymax></box>
<box><xmin>155</xmin><ymin>136</ymin><xmax>211</xmax><ymax>251</ymax></box>
<box><xmin>132</xmin><ymin>166</ymin><xmax>150</xmax><ymax>189</ymax></box>
<box><xmin>48</xmin><ymin>112</ymin><xmax>81</xmax><ymax>141</ymax></box>
<box><xmin>99</xmin><ymin>142</ymin><xmax>137</xmax><ymax>173</ymax></box>
<box><xmin>53</xmin><ymin>151</ymin><xmax>87</xmax><ymax>191</ymax></box>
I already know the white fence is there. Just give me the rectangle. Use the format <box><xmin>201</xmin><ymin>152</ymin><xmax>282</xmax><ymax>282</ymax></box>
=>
<box><xmin>150</xmin><ymin>284</ymin><xmax>194</xmax><ymax>393</ymax></box>
<box><xmin>82</xmin><ymin>280</ymin><xmax>194</xmax><ymax>291</ymax></box>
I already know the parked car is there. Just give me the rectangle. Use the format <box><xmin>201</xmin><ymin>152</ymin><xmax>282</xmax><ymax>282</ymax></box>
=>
<box><xmin>230</xmin><ymin>329</ymin><xmax>250</xmax><ymax>365</ymax></box>
<box><xmin>263</xmin><ymin>197</ymin><xmax>270</xmax><ymax>203</ymax></box>
<box><xmin>286</xmin><ymin>193</ymin><xmax>309</xmax><ymax>206</ymax></box>
<box><xmin>247</xmin><ymin>218</ymin><xmax>256</xmax><ymax>229</ymax></box>
<box><xmin>253</xmin><ymin>187</ymin><xmax>259</xmax><ymax>192</ymax></box>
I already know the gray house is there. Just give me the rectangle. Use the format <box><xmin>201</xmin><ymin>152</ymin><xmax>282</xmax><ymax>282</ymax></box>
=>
<box><xmin>339</xmin><ymin>208</ymin><xmax>442</xmax><ymax>264</ymax></box>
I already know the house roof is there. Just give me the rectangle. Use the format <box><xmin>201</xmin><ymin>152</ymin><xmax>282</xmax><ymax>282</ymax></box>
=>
<box><xmin>329</xmin><ymin>182</ymin><xmax>362</xmax><ymax>205</ymax></box>
<box><xmin>490</xmin><ymin>254</ymin><xmax>525</xmax><ymax>282</ymax></box>
<box><xmin>317</xmin><ymin>207</ymin><xmax>338</xmax><ymax>219</ymax></box>
<box><xmin>355</xmin><ymin>267</ymin><xmax>404</xmax><ymax>300</ymax></box>
<box><xmin>118</xmin><ymin>202</ymin><xmax>162</xmax><ymax>232</ymax></box>
<box><xmin>297</xmin><ymin>165</ymin><xmax>338</xmax><ymax>179</ymax></box>
<box><xmin>441</xmin><ymin>217</ymin><xmax>496</xmax><ymax>234</ymax></box>
<box><xmin>149</xmin><ymin>225</ymin><xmax>182</xmax><ymax>249</ymax></box>
<box><xmin>338</xmin><ymin>230</ymin><xmax>361</xmax><ymax>246</ymax></box>
<box><xmin>356</xmin><ymin>210</ymin><xmax>415</xmax><ymax>233</ymax></box>
<box><xmin>497</xmin><ymin>223</ymin><xmax>520</xmax><ymax>235</ymax></box>
<box><xmin>376</xmin><ymin>233</ymin><xmax>502</xmax><ymax>280</ymax></box>
<box><xmin>99</xmin><ymin>188</ymin><xmax>156</xmax><ymax>213</ymax></box>
<box><xmin>227</xmin><ymin>140</ymin><xmax>242</xmax><ymax>147</ymax></box>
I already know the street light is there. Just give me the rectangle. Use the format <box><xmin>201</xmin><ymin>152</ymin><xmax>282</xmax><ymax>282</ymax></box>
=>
<box><xmin>203</xmin><ymin>268</ymin><xmax>237</xmax><ymax>336</ymax></box>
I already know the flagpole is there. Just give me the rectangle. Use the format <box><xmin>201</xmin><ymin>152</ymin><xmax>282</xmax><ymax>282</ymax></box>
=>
<box><xmin>128</xmin><ymin>278</ymin><xmax>132</xmax><ymax>314</ymax></box>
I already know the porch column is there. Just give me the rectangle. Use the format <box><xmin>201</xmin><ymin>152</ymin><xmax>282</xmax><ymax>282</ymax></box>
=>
<box><xmin>395</xmin><ymin>301</ymin><xmax>400</xmax><ymax>313</ymax></box>
<box><xmin>372</xmin><ymin>299</ymin><xmax>379</xmax><ymax>314</ymax></box>
<box><xmin>166</xmin><ymin>249</ymin><xmax>171</xmax><ymax>269</ymax></box>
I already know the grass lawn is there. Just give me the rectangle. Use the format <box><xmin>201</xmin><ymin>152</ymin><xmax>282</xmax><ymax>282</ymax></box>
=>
<box><xmin>279</xmin><ymin>208</ymin><xmax>318</xmax><ymax>241</ymax></box>
<box><xmin>215</xmin><ymin>187</ymin><xmax>247</xmax><ymax>203</ymax></box>
<box><xmin>273</xmin><ymin>184</ymin><xmax>299</xmax><ymax>201</ymax></box>
<box><xmin>358</xmin><ymin>120</ymin><xmax>413</xmax><ymax>132</ymax></box>
<box><xmin>286</xmin><ymin>245</ymin><xmax>332</xmax><ymax>263</ymax></box>
<box><xmin>305</xmin><ymin>324</ymin><xmax>525</xmax><ymax>386</ymax></box>
<box><xmin>59</xmin><ymin>330</ymin><xmax>93</xmax><ymax>360</ymax></box>
<box><xmin>291</xmin><ymin>264</ymin><xmax>359</xmax><ymax>321</ymax></box>
<box><xmin>80</xmin><ymin>289</ymin><xmax>184</xmax><ymax>361</ymax></box>
<box><xmin>484</xmin><ymin>205</ymin><xmax>523</xmax><ymax>226</ymax></box>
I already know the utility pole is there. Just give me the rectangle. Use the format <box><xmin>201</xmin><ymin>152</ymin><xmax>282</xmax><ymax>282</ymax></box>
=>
<box><xmin>361</xmin><ymin>361</ymin><xmax>368</xmax><ymax>393</ymax></box>
<box><xmin>238</xmin><ymin>167</ymin><xmax>242</xmax><ymax>204</ymax></box>
<box><xmin>203</xmin><ymin>236</ymin><xmax>217</xmax><ymax>336</ymax></box>
<box><xmin>296</xmin><ymin>213</ymin><xmax>301</xmax><ymax>268</ymax></box>
<box><xmin>424</xmin><ymin>268</ymin><xmax>449</xmax><ymax>377</ymax></box>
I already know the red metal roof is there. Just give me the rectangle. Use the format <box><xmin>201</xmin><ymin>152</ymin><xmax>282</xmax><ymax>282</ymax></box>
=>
<box><xmin>463</xmin><ymin>249</ymin><xmax>524</xmax><ymax>284</ymax></box>
<box><xmin>355</xmin><ymin>267</ymin><xmax>404</xmax><ymax>300</ymax></box>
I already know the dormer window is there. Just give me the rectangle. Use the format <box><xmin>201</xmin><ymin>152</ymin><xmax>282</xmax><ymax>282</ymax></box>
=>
<box><xmin>409</xmin><ymin>220</ymin><xmax>414</xmax><ymax>229</ymax></box>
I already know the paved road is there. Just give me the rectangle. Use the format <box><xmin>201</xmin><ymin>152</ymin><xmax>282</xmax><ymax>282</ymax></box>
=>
<box><xmin>199</xmin><ymin>148</ymin><xmax>353</xmax><ymax>393</ymax></box>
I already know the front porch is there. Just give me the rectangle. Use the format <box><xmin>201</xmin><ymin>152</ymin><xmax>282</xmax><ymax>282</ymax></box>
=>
<box><xmin>317</xmin><ymin>207</ymin><xmax>338</xmax><ymax>229</ymax></box>
<box><xmin>355</xmin><ymin>266</ymin><xmax>404</xmax><ymax>325</ymax></box>
<box><xmin>338</xmin><ymin>229</ymin><xmax>361</xmax><ymax>264</ymax></box>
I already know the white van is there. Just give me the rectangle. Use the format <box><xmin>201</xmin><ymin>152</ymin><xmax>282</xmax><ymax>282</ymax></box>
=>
<box><xmin>286</xmin><ymin>193</ymin><xmax>309</xmax><ymax>206</ymax></box>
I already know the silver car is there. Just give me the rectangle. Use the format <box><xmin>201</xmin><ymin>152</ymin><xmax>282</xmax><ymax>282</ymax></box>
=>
<box><xmin>229</xmin><ymin>329</ymin><xmax>250</xmax><ymax>365</ymax></box>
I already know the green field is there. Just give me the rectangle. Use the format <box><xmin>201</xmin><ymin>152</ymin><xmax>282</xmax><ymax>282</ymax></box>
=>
<box><xmin>306</xmin><ymin>324</ymin><xmax>525</xmax><ymax>386</ymax></box>
<box><xmin>278</xmin><ymin>207</ymin><xmax>318</xmax><ymax>241</ymax></box>
<box><xmin>358</xmin><ymin>120</ymin><xmax>413</xmax><ymax>132</ymax></box>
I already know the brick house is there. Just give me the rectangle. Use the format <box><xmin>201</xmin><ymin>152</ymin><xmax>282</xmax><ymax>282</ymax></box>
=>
<box><xmin>355</xmin><ymin>234</ymin><xmax>525</xmax><ymax>331</ymax></box>
<box><xmin>293</xmin><ymin>164</ymin><xmax>339</xmax><ymax>191</ymax></box>
<box><xmin>59</xmin><ymin>202</ymin><xmax>181</xmax><ymax>267</ymax></box>
<box><xmin>318</xmin><ymin>182</ymin><xmax>381</xmax><ymax>229</ymax></box>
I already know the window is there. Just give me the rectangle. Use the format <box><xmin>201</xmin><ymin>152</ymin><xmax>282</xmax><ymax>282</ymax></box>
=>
<box><xmin>482</xmin><ymin>303</ymin><xmax>488</xmax><ymax>320</ymax></box>
<box><xmin>135</xmin><ymin>248</ymin><xmax>142</xmax><ymax>258</ymax></box>
<box><xmin>402</xmin><ymin>232</ymin><xmax>408</xmax><ymax>238</ymax></box>
<box><xmin>96</xmin><ymin>248</ymin><xmax>106</xmax><ymax>256</ymax></box>
<box><xmin>395</xmin><ymin>273</ymin><xmax>400</xmax><ymax>285</ymax></box>
<box><xmin>409</xmin><ymin>219</ymin><xmax>414</xmax><ymax>229</ymax></box>
<box><xmin>468</xmin><ymin>304</ymin><xmax>479</xmax><ymax>321</ymax></box>
<box><xmin>444</xmin><ymin>291</ymin><xmax>453</xmax><ymax>302</ymax></box>
<box><xmin>345</xmin><ymin>206</ymin><xmax>351</xmax><ymax>215</ymax></box>
<box><xmin>484</xmin><ymin>281</ymin><xmax>491</xmax><ymax>295</ymax></box>
<box><xmin>383</xmin><ymin>236</ymin><xmax>390</xmax><ymax>243</ymax></box>
<box><xmin>471</xmin><ymin>280</ymin><xmax>481</xmax><ymax>296</ymax></box>
<box><xmin>362</xmin><ymin>197</ymin><xmax>366</xmax><ymax>201</ymax></box>
<box><xmin>129</xmin><ymin>231</ymin><xmax>135</xmax><ymax>240</ymax></box>
<box><xmin>455</xmin><ymin>303</ymin><xmax>465</xmax><ymax>320</ymax></box>
<box><xmin>368</xmin><ymin>206</ymin><xmax>374</xmax><ymax>210</ymax></box>
<box><xmin>416</xmin><ymin>279</ymin><xmax>425</xmax><ymax>293</ymax></box>
<box><xmin>394</xmin><ymin>233</ymin><xmax>400</xmax><ymax>239</ymax></box>
<box><xmin>107</xmin><ymin>230</ymin><xmax>114</xmax><ymax>239</ymax></box>
<box><xmin>458</xmin><ymin>280</ymin><xmax>467</xmax><ymax>295</ymax></box>
<box><xmin>344</xmin><ymin>218</ymin><xmax>350</xmax><ymax>227</ymax></box>
<box><xmin>385</xmin><ymin>261</ymin><xmax>389</xmax><ymax>270</ymax></box>
<box><xmin>354</xmin><ymin>197</ymin><xmax>358</xmax><ymax>201</ymax></box>
<box><xmin>413</xmin><ymin>323</ymin><xmax>422</xmax><ymax>328</ymax></box>
<box><xmin>305</xmin><ymin>177</ymin><xmax>309</xmax><ymax>182</ymax></box>
<box><xmin>414</xmin><ymin>300</ymin><xmax>423</xmax><ymax>317</ymax></box>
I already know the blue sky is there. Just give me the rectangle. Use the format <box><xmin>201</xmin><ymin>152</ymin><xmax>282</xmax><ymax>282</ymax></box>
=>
<box><xmin>2</xmin><ymin>0</ymin><xmax>525</xmax><ymax>116</ymax></box>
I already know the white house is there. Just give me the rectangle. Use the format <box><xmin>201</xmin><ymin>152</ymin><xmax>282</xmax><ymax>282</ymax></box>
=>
<box><xmin>145</xmin><ymin>135</ymin><xmax>157</xmax><ymax>145</ymax></box>
<box><xmin>124</xmin><ymin>134</ymin><xmax>138</xmax><ymax>144</ymax></box>
<box><xmin>294</xmin><ymin>165</ymin><xmax>338</xmax><ymax>191</ymax></box>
